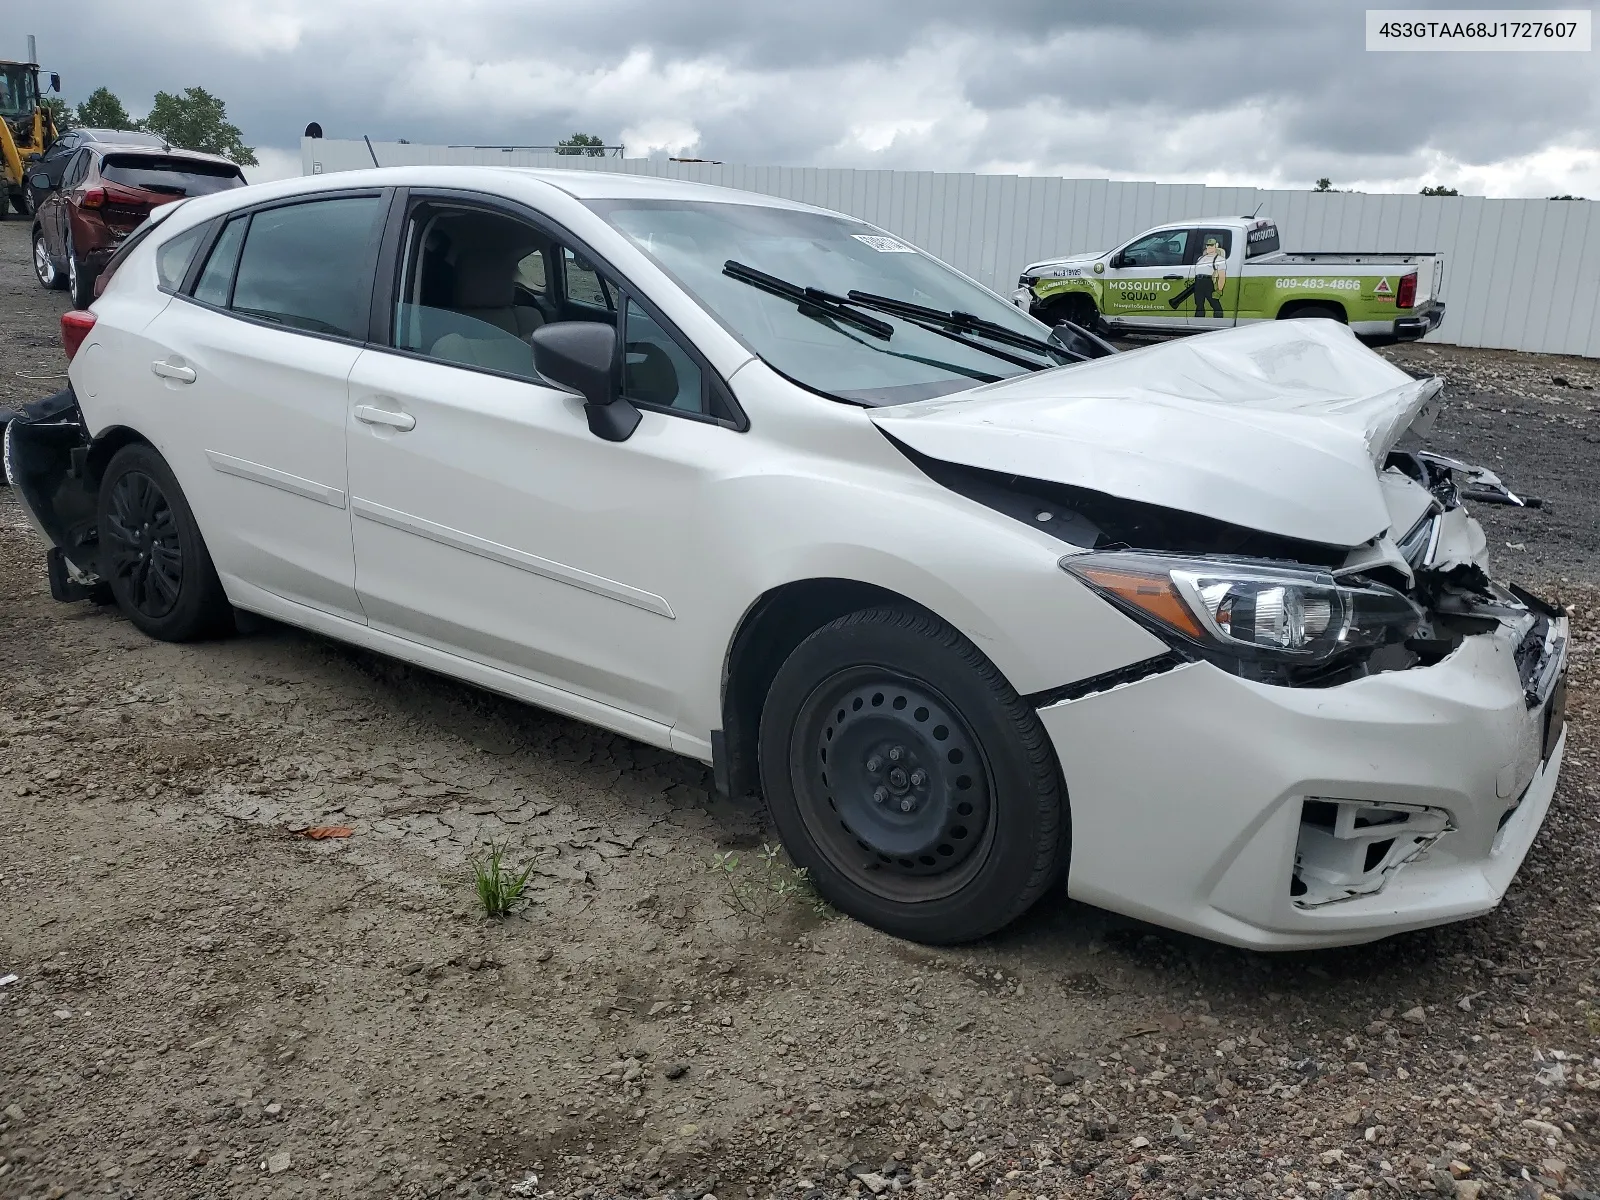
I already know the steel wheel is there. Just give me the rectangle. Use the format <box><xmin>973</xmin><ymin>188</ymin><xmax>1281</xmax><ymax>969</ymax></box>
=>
<box><xmin>33</xmin><ymin>232</ymin><xmax>59</xmax><ymax>289</ymax></box>
<box><xmin>793</xmin><ymin>666</ymin><xmax>997</xmax><ymax>903</ymax></box>
<box><xmin>104</xmin><ymin>469</ymin><xmax>184</xmax><ymax>619</ymax></box>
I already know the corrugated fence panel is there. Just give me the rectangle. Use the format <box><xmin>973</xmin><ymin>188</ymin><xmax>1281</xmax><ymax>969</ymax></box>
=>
<box><xmin>302</xmin><ymin>139</ymin><xmax>1599</xmax><ymax>356</ymax></box>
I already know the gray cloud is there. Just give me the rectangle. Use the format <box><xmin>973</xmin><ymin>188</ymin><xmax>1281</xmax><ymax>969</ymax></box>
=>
<box><xmin>28</xmin><ymin>0</ymin><xmax>1600</xmax><ymax>195</ymax></box>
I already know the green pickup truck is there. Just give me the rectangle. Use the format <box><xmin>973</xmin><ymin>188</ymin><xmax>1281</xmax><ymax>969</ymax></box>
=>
<box><xmin>1014</xmin><ymin>216</ymin><xmax>1446</xmax><ymax>342</ymax></box>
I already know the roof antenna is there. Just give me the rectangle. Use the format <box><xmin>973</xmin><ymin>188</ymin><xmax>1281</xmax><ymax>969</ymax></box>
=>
<box><xmin>363</xmin><ymin>134</ymin><xmax>380</xmax><ymax>168</ymax></box>
<box><xmin>1248</xmin><ymin>201</ymin><xmax>1264</xmax><ymax>219</ymax></box>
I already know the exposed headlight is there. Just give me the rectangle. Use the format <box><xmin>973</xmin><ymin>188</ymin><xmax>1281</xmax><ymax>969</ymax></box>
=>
<box><xmin>1017</xmin><ymin>273</ymin><xmax>1038</xmax><ymax>289</ymax></box>
<box><xmin>1061</xmin><ymin>551</ymin><xmax>1423</xmax><ymax>664</ymax></box>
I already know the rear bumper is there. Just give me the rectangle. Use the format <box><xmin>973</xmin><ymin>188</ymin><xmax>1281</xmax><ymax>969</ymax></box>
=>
<box><xmin>1039</xmin><ymin>610</ymin><xmax>1567</xmax><ymax>950</ymax></box>
<box><xmin>1394</xmin><ymin>301</ymin><xmax>1446</xmax><ymax>340</ymax></box>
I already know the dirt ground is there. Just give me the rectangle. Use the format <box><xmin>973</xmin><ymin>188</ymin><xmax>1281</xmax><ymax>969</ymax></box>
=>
<box><xmin>2</xmin><ymin>216</ymin><xmax>1599</xmax><ymax>1200</ymax></box>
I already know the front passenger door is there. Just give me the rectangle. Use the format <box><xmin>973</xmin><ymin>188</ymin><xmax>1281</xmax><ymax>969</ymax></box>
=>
<box><xmin>1101</xmin><ymin>227</ymin><xmax>1193</xmax><ymax>330</ymax></box>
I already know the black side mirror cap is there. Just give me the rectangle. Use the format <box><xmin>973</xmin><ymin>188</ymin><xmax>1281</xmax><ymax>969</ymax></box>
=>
<box><xmin>28</xmin><ymin>173</ymin><xmax>49</xmax><ymax>188</ymax></box>
<box><xmin>530</xmin><ymin>321</ymin><xmax>641</xmax><ymax>442</ymax></box>
<box><xmin>49</xmin><ymin>73</ymin><xmax>61</xmax><ymax>92</ymax></box>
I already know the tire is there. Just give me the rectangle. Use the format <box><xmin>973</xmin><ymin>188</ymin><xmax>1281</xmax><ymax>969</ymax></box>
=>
<box><xmin>1044</xmin><ymin>294</ymin><xmax>1098</xmax><ymax>332</ymax></box>
<box><xmin>1281</xmin><ymin>303</ymin><xmax>1344</xmax><ymax>323</ymax></box>
<box><xmin>757</xmin><ymin>606</ymin><xmax>1066</xmax><ymax>944</ymax></box>
<box><xmin>33</xmin><ymin>230</ymin><xmax>65</xmax><ymax>290</ymax></box>
<box><xmin>97</xmin><ymin>443</ymin><xmax>232</xmax><ymax>641</ymax></box>
<box><xmin>65</xmin><ymin>232</ymin><xmax>95</xmax><ymax>308</ymax></box>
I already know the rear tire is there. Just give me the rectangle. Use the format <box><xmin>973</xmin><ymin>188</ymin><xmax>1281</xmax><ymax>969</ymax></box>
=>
<box><xmin>97</xmin><ymin>444</ymin><xmax>232</xmax><ymax>642</ymax></box>
<box><xmin>66</xmin><ymin>233</ymin><xmax>95</xmax><ymax>308</ymax></box>
<box><xmin>1281</xmin><ymin>303</ymin><xmax>1345</xmax><ymax>323</ymax></box>
<box><xmin>33</xmin><ymin>231</ymin><xmax>65</xmax><ymax>290</ymax></box>
<box><xmin>757</xmin><ymin>606</ymin><xmax>1066</xmax><ymax>944</ymax></box>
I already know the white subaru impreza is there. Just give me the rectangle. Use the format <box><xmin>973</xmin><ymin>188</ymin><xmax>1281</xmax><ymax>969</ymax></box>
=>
<box><xmin>5</xmin><ymin>167</ymin><xmax>1567</xmax><ymax>949</ymax></box>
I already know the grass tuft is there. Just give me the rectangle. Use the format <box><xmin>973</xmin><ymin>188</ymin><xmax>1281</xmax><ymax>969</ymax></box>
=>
<box><xmin>470</xmin><ymin>842</ymin><xmax>535</xmax><ymax>919</ymax></box>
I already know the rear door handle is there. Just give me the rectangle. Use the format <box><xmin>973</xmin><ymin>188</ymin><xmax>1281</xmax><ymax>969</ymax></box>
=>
<box><xmin>1163</xmin><ymin>274</ymin><xmax>1183</xmax><ymax>280</ymax></box>
<box><xmin>150</xmin><ymin>361</ymin><xmax>196</xmax><ymax>383</ymax></box>
<box><xmin>354</xmin><ymin>404</ymin><xmax>416</xmax><ymax>432</ymax></box>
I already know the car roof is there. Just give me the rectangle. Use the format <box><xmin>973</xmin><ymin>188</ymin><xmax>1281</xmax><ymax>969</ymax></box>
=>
<box><xmin>92</xmin><ymin>143</ymin><xmax>243</xmax><ymax>169</ymax></box>
<box><xmin>79</xmin><ymin>128</ymin><xmax>165</xmax><ymax>145</ymax></box>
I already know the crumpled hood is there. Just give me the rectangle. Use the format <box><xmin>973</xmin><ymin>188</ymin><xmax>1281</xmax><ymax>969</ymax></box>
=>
<box><xmin>871</xmin><ymin>321</ymin><xmax>1442</xmax><ymax>549</ymax></box>
<box><xmin>1023</xmin><ymin>251</ymin><xmax>1099</xmax><ymax>276</ymax></box>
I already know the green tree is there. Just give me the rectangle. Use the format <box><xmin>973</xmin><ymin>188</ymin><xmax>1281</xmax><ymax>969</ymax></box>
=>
<box><xmin>42</xmin><ymin>96</ymin><xmax>74</xmax><ymax>134</ymax></box>
<box><xmin>1313</xmin><ymin>177</ymin><xmax>1334</xmax><ymax>192</ymax></box>
<box><xmin>1419</xmin><ymin>184</ymin><xmax>1459</xmax><ymax>196</ymax></box>
<box><xmin>1548</xmin><ymin>194</ymin><xmax>1585</xmax><ymax>200</ymax></box>
<box><xmin>74</xmin><ymin>86</ymin><xmax>135</xmax><ymax>130</ymax></box>
<box><xmin>141</xmin><ymin>87</ymin><xmax>257</xmax><ymax>166</ymax></box>
<box><xmin>556</xmin><ymin>132</ymin><xmax>606</xmax><ymax>158</ymax></box>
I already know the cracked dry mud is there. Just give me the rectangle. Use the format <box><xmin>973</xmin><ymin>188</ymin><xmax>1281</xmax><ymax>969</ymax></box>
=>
<box><xmin>2</xmin><ymin>218</ymin><xmax>1599</xmax><ymax>1200</ymax></box>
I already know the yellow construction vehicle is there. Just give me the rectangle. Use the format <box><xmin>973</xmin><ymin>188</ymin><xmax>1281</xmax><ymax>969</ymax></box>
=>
<box><xmin>0</xmin><ymin>36</ymin><xmax>61</xmax><ymax>218</ymax></box>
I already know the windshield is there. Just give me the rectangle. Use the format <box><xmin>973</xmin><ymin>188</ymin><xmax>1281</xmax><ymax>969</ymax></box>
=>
<box><xmin>586</xmin><ymin>198</ymin><xmax>1061</xmax><ymax>405</ymax></box>
<box><xmin>0</xmin><ymin>65</ymin><xmax>38</xmax><ymax>118</ymax></box>
<box><xmin>101</xmin><ymin>155</ymin><xmax>246</xmax><ymax>196</ymax></box>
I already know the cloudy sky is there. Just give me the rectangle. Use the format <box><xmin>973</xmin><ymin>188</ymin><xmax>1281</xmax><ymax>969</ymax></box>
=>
<box><xmin>30</xmin><ymin>0</ymin><xmax>1600</xmax><ymax>197</ymax></box>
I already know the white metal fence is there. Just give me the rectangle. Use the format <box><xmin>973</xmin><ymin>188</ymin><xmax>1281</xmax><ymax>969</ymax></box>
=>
<box><xmin>303</xmin><ymin>138</ymin><xmax>1600</xmax><ymax>358</ymax></box>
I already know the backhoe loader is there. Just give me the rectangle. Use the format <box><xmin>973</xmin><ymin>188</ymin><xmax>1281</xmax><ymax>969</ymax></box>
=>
<box><xmin>0</xmin><ymin>36</ymin><xmax>61</xmax><ymax>218</ymax></box>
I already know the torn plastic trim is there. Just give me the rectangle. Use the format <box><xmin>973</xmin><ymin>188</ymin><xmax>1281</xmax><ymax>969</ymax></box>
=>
<box><xmin>4</xmin><ymin>385</ymin><xmax>102</xmax><ymax>584</ymax></box>
<box><xmin>1026</xmin><ymin>650</ymin><xmax>1193</xmax><ymax>710</ymax></box>
<box><xmin>1291</xmin><ymin>798</ymin><xmax>1455</xmax><ymax>908</ymax></box>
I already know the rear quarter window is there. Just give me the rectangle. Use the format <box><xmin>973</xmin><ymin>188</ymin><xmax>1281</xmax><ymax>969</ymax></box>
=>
<box><xmin>101</xmin><ymin>155</ymin><xmax>246</xmax><ymax>197</ymax></box>
<box><xmin>1245</xmin><ymin>223</ymin><xmax>1281</xmax><ymax>258</ymax></box>
<box><xmin>155</xmin><ymin>223</ymin><xmax>210</xmax><ymax>292</ymax></box>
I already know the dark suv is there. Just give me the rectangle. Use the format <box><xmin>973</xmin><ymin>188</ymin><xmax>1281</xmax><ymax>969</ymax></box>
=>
<box><xmin>31</xmin><ymin>144</ymin><xmax>246</xmax><ymax>306</ymax></box>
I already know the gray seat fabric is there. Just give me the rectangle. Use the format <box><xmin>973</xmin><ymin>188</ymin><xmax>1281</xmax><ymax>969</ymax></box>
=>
<box><xmin>451</xmin><ymin>249</ymin><xmax>545</xmax><ymax>341</ymax></box>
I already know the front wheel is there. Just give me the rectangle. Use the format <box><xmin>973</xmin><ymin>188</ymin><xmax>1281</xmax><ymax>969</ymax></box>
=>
<box><xmin>97</xmin><ymin>443</ymin><xmax>232</xmax><ymax>641</ymax></box>
<box><xmin>758</xmin><ymin>606</ymin><xmax>1066</xmax><ymax>944</ymax></box>
<box><xmin>1043</xmin><ymin>294</ymin><xmax>1099</xmax><ymax>332</ymax></box>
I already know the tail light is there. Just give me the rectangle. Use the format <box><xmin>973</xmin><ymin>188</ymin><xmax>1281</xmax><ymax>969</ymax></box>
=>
<box><xmin>1396</xmin><ymin>272</ymin><xmax>1417</xmax><ymax>310</ymax></box>
<box><xmin>81</xmin><ymin>187</ymin><xmax>106</xmax><ymax>208</ymax></box>
<box><xmin>61</xmin><ymin>310</ymin><xmax>97</xmax><ymax>360</ymax></box>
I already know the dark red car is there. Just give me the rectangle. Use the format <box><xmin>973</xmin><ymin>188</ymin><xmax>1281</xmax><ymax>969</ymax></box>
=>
<box><xmin>31</xmin><ymin>144</ymin><xmax>246</xmax><ymax>306</ymax></box>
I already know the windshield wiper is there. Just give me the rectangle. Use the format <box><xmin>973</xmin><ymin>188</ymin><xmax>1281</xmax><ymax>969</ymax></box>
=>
<box><xmin>844</xmin><ymin>291</ymin><xmax>1061</xmax><ymax>366</ymax></box>
<box><xmin>722</xmin><ymin>261</ymin><xmax>893</xmax><ymax>339</ymax></box>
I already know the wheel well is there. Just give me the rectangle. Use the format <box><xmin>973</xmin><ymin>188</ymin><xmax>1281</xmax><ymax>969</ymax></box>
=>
<box><xmin>85</xmin><ymin>426</ymin><xmax>152</xmax><ymax>486</ymax></box>
<box><xmin>1277</xmin><ymin>298</ymin><xmax>1347</xmax><ymax>323</ymax></box>
<box><xmin>1040</xmin><ymin>292</ymin><xmax>1098</xmax><ymax>322</ymax></box>
<box><xmin>718</xmin><ymin>578</ymin><xmax>919</xmax><ymax>799</ymax></box>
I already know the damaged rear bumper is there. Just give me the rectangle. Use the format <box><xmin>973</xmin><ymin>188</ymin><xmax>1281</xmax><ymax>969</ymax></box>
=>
<box><xmin>1039</xmin><ymin>598</ymin><xmax>1567</xmax><ymax>950</ymax></box>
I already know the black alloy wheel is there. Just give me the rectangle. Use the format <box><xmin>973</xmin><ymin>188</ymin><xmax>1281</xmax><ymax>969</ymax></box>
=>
<box><xmin>96</xmin><ymin>443</ymin><xmax>232</xmax><ymax>641</ymax></box>
<box><xmin>103</xmin><ymin>468</ymin><xmax>184</xmax><ymax>619</ymax></box>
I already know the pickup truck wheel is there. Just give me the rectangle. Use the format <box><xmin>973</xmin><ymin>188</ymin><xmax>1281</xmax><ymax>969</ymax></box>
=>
<box><xmin>758</xmin><ymin>606</ymin><xmax>1066</xmax><ymax>944</ymax></box>
<box><xmin>1043</xmin><ymin>295</ymin><xmax>1098</xmax><ymax>331</ymax></box>
<box><xmin>1282</xmin><ymin>303</ymin><xmax>1344</xmax><ymax>323</ymax></box>
<box><xmin>33</xmin><ymin>231</ymin><xmax>64</xmax><ymax>290</ymax></box>
<box><xmin>98</xmin><ymin>444</ymin><xmax>232</xmax><ymax>642</ymax></box>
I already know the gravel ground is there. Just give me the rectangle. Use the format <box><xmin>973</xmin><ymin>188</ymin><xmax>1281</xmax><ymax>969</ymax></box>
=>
<box><xmin>2</xmin><ymin>217</ymin><xmax>1599</xmax><ymax>1200</ymax></box>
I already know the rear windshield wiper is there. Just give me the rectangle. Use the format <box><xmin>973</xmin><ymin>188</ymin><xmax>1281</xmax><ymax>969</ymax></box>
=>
<box><xmin>845</xmin><ymin>291</ymin><xmax>1060</xmax><ymax>363</ymax></box>
<box><xmin>723</xmin><ymin>261</ymin><xmax>893</xmax><ymax>340</ymax></box>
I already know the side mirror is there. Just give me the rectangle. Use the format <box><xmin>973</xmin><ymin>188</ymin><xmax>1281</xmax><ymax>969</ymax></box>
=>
<box><xmin>49</xmin><ymin>73</ymin><xmax>61</xmax><ymax>92</ymax></box>
<box><xmin>530</xmin><ymin>321</ymin><xmax>640</xmax><ymax>442</ymax></box>
<box><xmin>28</xmin><ymin>172</ymin><xmax>49</xmax><ymax>189</ymax></box>
<box><xmin>1108</xmin><ymin>253</ymin><xmax>1124</xmax><ymax>269</ymax></box>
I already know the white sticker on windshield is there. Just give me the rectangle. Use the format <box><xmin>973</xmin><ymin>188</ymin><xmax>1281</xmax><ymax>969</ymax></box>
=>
<box><xmin>852</xmin><ymin>234</ymin><xmax>916</xmax><ymax>253</ymax></box>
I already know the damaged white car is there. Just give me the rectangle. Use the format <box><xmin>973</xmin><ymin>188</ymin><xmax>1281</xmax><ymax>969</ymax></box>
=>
<box><xmin>4</xmin><ymin>167</ymin><xmax>1567</xmax><ymax>949</ymax></box>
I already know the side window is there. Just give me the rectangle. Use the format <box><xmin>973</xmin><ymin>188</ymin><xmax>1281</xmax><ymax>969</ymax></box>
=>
<box><xmin>391</xmin><ymin>205</ymin><xmax>553</xmax><ymax>381</ymax></box>
<box><xmin>1191</xmin><ymin>229</ymin><xmax>1233</xmax><ymax>263</ymax></box>
<box><xmin>191</xmin><ymin>216</ymin><xmax>247</xmax><ymax>308</ymax></box>
<box><xmin>63</xmin><ymin>150</ymin><xmax>90</xmax><ymax>188</ymax></box>
<box><xmin>563</xmin><ymin>247</ymin><xmax>614</xmax><ymax>309</ymax></box>
<box><xmin>622</xmin><ymin>297</ymin><xmax>705</xmax><ymax>414</ymax></box>
<box><xmin>228</xmin><ymin>196</ymin><xmax>384</xmax><ymax>338</ymax></box>
<box><xmin>1120</xmin><ymin>229</ymin><xmax>1189</xmax><ymax>268</ymax></box>
<box><xmin>155</xmin><ymin>224</ymin><xmax>208</xmax><ymax>292</ymax></box>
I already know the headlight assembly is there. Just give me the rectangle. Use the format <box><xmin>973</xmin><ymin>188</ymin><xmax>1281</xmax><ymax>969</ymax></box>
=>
<box><xmin>1061</xmin><ymin>551</ymin><xmax>1423</xmax><ymax>666</ymax></box>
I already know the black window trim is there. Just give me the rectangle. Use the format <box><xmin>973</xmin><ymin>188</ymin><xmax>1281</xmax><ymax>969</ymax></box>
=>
<box><xmin>366</xmin><ymin>186</ymin><xmax>749</xmax><ymax>433</ymax></box>
<box><xmin>172</xmin><ymin>187</ymin><xmax>391</xmax><ymax>349</ymax></box>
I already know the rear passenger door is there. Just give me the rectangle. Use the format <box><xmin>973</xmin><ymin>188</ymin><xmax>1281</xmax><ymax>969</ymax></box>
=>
<box><xmin>1177</xmin><ymin>228</ymin><xmax>1240</xmax><ymax>331</ymax></box>
<box><xmin>138</xmin><ymin>191</ymin><xmax>387</xmax><ymax>621</ymax></box>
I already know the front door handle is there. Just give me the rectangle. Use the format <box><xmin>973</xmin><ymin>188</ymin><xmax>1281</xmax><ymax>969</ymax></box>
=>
<box><xmin>151</xmin><ymin>361</ymin><xmax>196</xmax><ymax>383</ymax></box>
<box><xmin>354</xmin><ymin>404</ymin><xmax>416</xmax><ymax>432</ymax></box>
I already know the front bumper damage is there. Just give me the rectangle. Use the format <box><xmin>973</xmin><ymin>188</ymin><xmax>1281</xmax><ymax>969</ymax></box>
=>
<box><xmin>1036</xmin><ymin>449</ymin><xmax>1568</xmax><ymax>949</ymax></box>
<box><xmin>3</xmin><ymin>385</ymin><xmax>108</xmax><ymax>601</ymax></box>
